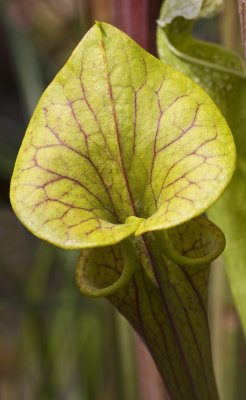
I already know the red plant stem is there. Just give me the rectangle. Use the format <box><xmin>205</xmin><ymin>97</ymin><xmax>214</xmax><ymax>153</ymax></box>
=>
<box><xmin>238</xmin><ymin>0</ymin><xmax>246</xmax><ymax>61</ymax></box>
<box><xmin>111</xmin><ymin>0</ymin><xmax>163</xmax><ymax>54</ymax></box>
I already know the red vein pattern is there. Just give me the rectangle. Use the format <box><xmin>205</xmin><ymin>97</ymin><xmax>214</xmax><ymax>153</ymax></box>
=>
<box><xmin>11</xmin><ymin>22</ymin><xmax>235</xmax><ymax>248</ymax></box>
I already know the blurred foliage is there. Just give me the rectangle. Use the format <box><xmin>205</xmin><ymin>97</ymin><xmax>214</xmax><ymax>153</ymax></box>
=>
<box><xmin>6</xmin><ymin>0</ymin><xmax>91</xmax><ymax>64</ymax></box>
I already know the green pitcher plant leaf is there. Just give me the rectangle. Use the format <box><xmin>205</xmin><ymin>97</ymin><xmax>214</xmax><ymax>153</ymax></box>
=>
<box><xmin>76</xmin><ymin>216</ymin><xmax>224</xmax><ymax>399</ymax></box>
<box><xmin>10</xmin><ymin>21</ymin><xmax>235</xmax><ymax>400</ymax></box>
<box><xmin>157</xmin><ymin>0</ymin><xmax>246</xmax><ymax>336</ymax></box>
<box><xmin>10</xmin><ymin>22</ymin><xmax>234</xmax><ymax>248</ymax></box>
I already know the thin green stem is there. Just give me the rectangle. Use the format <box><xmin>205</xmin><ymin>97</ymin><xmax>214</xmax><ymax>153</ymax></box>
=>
<box><xmin>114</xmin><ymin>312</ymin><xmax>139</xmax><ymax>400</ymax></box>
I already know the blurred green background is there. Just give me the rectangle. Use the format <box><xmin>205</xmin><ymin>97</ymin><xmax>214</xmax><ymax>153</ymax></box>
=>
<box><xmin>0</xmin><ymin>1</ymin><xmax>246</xmax><ymax>399</ymax></box>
